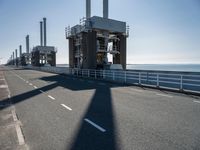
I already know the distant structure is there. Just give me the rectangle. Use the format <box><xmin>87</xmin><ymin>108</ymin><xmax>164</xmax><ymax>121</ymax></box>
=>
<box><xmin>20</xmin><ymin>35</ymin><xmax>31</xmax><ymax>66</ymax></box>
<box><xmin>31</xmin><ymin>18</ymin><xmax>56</xmax><ymax>66</ymax></box>
<box><xmin>66</xmin><ymin>0</ymin><xmax>129</xmax><ymax>70</ymax></box>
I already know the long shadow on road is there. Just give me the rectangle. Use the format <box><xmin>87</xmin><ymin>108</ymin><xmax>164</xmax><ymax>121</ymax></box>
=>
<box><xmin>0</xmin><ymin>72</ymin><xmax>120</xmax><ymax>150</ymax></box>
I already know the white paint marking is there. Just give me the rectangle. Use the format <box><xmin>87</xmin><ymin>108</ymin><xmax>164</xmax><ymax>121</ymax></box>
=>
<box><xmin>48</xmin><ymin>95</ymin><xmax>55</xmax><ymax>100</ymax></box>
<box><xmin>193</xmin><ymin>100</ymin><xmax>200</xmax><ymax>104</ymax></box>
<box><xmin>0</xmin><ymin>78</ymin><xmax>5</xmax><ymax>81</ymax></box>
<box><xmin>39</xmin><ymin>90</ymin><xmax>45</xmax><ymax>94</ymax></box>
<box><xmin>61</xmin><ymin>104</ymin><xmax>72</xmax><ymax>111</ymax></box>
<box><xmin>33</xmin><ymin>86</ymin><xmax>38</xmax><ymax>89</ymax></box>
<box><xmin>29</xmin><ymin>83</ymin><xmax>33</xmax><ymax>86</ymax></box>
<box><xmin>84</xmin><ymin>118</ymin><xmax>106</xmax><ymax>132</ymax></box>
<box><xmin>0</xmin><ymin>85</ymin><xmax>8</xmax><ymax>88</ymax></box>
<box><xmin>156</xmin><ymin>93</ymin><xmax>173</xmax><ymax>98</ymax></box>
<box><xmin>15</xmin><ymin>124</ymin><xmax>25</xmax><ymax>145</ymax></box>
<box><xmin>11</xmin><ymin>110</ymin><xmax>25</xmax><ymax>145</ymax></box>
<box><xmin>11</xmin><ymin>110</ymin><xmax>18</xmax><ymax>122</ymax></box>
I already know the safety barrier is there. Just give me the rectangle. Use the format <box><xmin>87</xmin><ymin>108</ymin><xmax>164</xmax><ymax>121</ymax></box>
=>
<box><xmin>24</xmin><ymin>66</ymin><xmax>200</xmax><ymax>94</ymax></box>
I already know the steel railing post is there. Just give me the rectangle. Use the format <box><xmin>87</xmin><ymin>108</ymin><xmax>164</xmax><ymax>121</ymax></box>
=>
<box><xmin>139</xmin><ymin>72</ymin><xmax>141</xmax><ymax>85</ymax></box>
<box><xmin>124</xmin><ymin>71</ymin><xmax>127</xmax><ymax>83</ymax></box>
<box><xmin>157</xmin><ymin>74</ymin><xmax>159</xmax><ymax>87</ymax></box>
<box><xmin>180</xmin><ymin>75</ymin><xmax>183</xmax><ymax>91</ymax></box>
<box><xmin>113</xmin><ymin>71</ymin><xmax>115</xmax><ymax>80</ymax></box>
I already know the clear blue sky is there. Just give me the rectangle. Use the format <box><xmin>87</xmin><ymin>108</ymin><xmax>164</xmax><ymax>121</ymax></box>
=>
<box><xmin>0</xmin><ymin>0</ymin><xmax>200</xmax><ymax>64</ymax></box>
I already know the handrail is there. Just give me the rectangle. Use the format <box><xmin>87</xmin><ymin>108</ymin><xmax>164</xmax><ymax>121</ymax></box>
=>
<box><xmin>23</xmin><ymin>66</ymin><xmax>200</xmax><ymax>94</ymax></box>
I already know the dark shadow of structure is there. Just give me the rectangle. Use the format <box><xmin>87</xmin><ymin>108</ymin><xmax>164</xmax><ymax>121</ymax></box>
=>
<box><xmin>0</xmin><ymin>73</ymin><xmax>119</xmax><ymax>150</ymax></box>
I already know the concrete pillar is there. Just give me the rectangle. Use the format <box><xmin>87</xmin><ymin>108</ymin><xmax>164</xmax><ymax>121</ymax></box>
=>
<box><xmin>26</xmin><ymin>35</ymin><xmax>29</xmax><ymax>53</ymax></box>
<box><xmin>86</xmin><ymin>0</ymin><xmax>91</xmax><ymax>18</ymax></box>
<box><xmin>43</xmin><ymin>18</ymin><xmax>47</xmax><ymax>46</ymax></box>
<box><xmin>69</xmin><ymin>38</ymin><xmax>74</xmax><ymax>68</ymax></box>
<box><xmin>15</xmin><ymin>49</ymin><xmax>18</xmax><ymax>66</ymax></box>
<box><xmin>103</xmin><ymin>0</ymin><xmax>108</xmax><ymax>18</ymax></box>
<box><xmin>13</xmin><ymin>52</ymin><xmax>14</xmax><ymax>65</ymax></box>
<box><xmin>19</xmin><ymin>45</ymin><xmax>22</xmax><ymax>57</ymax></box>
<box><xmin>87</xmin><ymin>31</ymin><xmax>97</xmax><ymax>69</ymax></box>
<box><xmin>119</xmin><ymin>35</ymin><xmax>126</xmax><ymax>70</ymax></box>
<box><xmin>40</xmin><ymin>21</ymin><xmax>43</xmax><ymax>46</ymax></box>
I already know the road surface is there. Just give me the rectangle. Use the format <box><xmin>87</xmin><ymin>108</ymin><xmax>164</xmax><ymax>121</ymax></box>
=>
<box><xmin>1</xmin><ymin>66</ymin><xmax>200</xmax><ymax>150</ymax></box>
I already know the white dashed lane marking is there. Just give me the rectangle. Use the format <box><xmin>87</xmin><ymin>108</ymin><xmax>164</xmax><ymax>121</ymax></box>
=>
<box><xmin>33</xmin><ymin>86</ymin><xmax>38</xmax><ymax>89</ymax></box>
<box><xmin>84</xmin><ymin>118</ymin><xmax>106</xmax><ymax>132</ymax></box>
<box><xmin>193</xmin><ymin>100</ymin><xmax>200</xmax><ymax>104</ymax></box>
<box><xmin>61</xmin><ymin>104</ymin><xmax>72</xmax><ymax>111</ymax></box>
<box><xmin>48</xmin><ymin>95</ymin><xmax>55</xmax><ymax>100</ymax></box>
<box><xmin>39</xmin><ymin>90</ymin><xmax>45</xmax><ymax>93</ymax></box>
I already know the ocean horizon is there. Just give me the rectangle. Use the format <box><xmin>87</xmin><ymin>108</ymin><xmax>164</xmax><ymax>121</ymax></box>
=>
<box><xmin>56</xmin><ymin>64</ymin><xmax>200</xmax><ymax>72</ymax></box>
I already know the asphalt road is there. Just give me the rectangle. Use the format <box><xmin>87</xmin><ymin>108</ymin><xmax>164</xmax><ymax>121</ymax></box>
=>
<box><xmin>2</xmin><ymin>66</ymin><xmax>200</xmax><ymax>150</ymax></box>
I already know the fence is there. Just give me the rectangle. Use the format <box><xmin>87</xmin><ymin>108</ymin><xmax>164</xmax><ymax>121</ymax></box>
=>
<box><xmin>24</xmin><ymin>66</ymin><xmax>200</xmax><ymax>94</ymax></box>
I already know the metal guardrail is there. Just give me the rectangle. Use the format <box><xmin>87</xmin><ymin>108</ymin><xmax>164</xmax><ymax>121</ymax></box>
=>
<box><xmin>24</xmin><ymin>66</ymin><xmax>200</xmax><ymax>94</ymax></box>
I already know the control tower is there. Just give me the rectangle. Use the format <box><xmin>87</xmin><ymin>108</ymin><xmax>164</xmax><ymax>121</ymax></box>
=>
<box><xmin>66</xmin><ymin>0</ymin><xmax>129</xmax><ymax>70</ymax></box>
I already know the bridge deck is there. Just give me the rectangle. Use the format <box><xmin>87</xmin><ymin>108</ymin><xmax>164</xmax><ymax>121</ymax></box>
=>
<box><xmin>1</xmin><ymin>66</ymin><xmax>200</xmax><ymax>150</ymax></box>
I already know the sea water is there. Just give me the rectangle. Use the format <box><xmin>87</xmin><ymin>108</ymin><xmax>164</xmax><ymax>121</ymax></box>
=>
<box><xmin>56</xmin><ymin>64</ymin><xmax>200</xmax><ymax>72</ymax></box>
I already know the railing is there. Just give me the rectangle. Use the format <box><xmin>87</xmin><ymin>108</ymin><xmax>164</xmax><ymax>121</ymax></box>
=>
<box><xmin>24</xmin><ymin>66</ymin><xmax>200</xmax><ymax>94</ymax></box>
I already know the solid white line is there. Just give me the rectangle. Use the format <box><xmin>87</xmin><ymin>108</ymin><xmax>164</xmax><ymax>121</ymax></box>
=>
<box><xmin>15</xmin><ymin>124</ymin><xmax>25</xmax><ymax>145</ymax></box>
<box><xmin>193</xmin><ymin>100</ymin><xmax>200</xmax><ymax>104</ymax></box>
<box><xmin>61</xmin><ymin>104</ymin><xmax>72</xmax><ymax>111</ymax></box>
<box><xmin>48</xmin><ymin>95</ymin><xmax>55</xmax><ymax>100</ymax></box>
<box><xmin>11</xmin><ymin>110</ymin><xmax>18</xmax><ymax>121</ymax></box>
<box><xmin>156</xmin><ymin>93</ymin><xmax>173</xmax><ymax>98</ymax></box>
<box><xmin>11</xmin><ymin>110</ymin><xmax>25</xmax><ymax>145</ymax></box>
<box><xmin>84</xmin><ymin>118</ymin><xmax>106</xmax><ymax>132</ymax></box>
<box><xmin>33</xmin><ymin>86</ymin><xmax>38</xmax><ymax>89</ymax></box>
<box><xmin>39</xmin><ymin>90</ymin><xmax>45</xmax><ymax>94</ymax></box>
